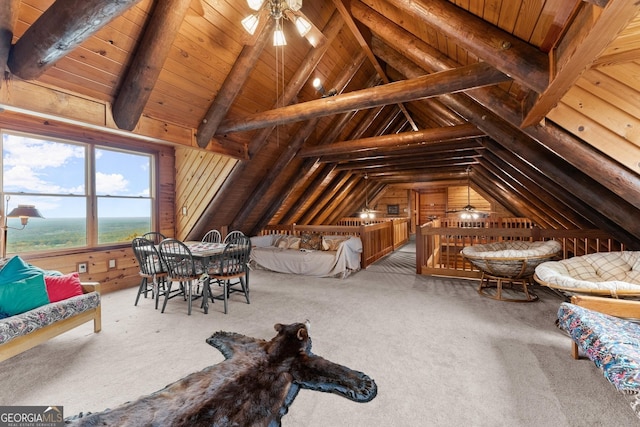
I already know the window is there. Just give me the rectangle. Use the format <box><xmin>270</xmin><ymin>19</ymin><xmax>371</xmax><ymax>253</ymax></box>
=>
<box><xmin>1</xmin><ymin>131</ymin><xmax>155</xmax><ymax>255</ymax></box>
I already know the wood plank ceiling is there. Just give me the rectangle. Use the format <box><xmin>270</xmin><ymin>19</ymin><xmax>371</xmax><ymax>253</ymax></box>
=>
<box><xmin>1</xmin><ymin>0</ymin><xmax>640</xmax><ymax>248</ymax></box>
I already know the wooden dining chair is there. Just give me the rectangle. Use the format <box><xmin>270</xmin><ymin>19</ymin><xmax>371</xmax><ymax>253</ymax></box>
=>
<box><xmin>202</xmin><ymin>229</ymin><xmax>222</xmax><ymax>243</ymax></box>
<box><xmin>142</xmin><ymin>231</ymin><xmax>166</xmax><ymax>245</ymax></box>
<box><xmin>159</xmin><ymin>239</ymin><xmax>205</xmax><ymax>315</ymax></box>
<box><xmin>208</xmin><ymin>235</ymin><xmax>251</xmax><ymax>314</ymax></box>
<box><xmin>132</xmin><ymin>237</ymin><xmax>168</xmax><ymax>309</ymax></box>
<box><xmin>223</xmin><ymin>230</ymin><xmax>245</xmax><ymax>244</ymax></box>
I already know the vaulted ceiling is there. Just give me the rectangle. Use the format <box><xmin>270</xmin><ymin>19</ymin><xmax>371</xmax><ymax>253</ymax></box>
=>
<box><xmin>2</xmin><ymin>0</ymin><xmax>640</xmax><ymax>248</ymax></box>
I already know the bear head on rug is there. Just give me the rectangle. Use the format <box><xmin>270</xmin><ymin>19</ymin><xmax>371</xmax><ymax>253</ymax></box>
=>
<box><xmin>65</xmin><ymin>321</ymin><xmax>377</xmax><ymax>426</ymax></box>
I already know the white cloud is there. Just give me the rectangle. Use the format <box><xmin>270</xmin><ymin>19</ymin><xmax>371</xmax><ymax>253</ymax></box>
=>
<box><xmin>96</xmin><ymin>172</ymin><xmax>129</xmax><ymax>195</ymax></box>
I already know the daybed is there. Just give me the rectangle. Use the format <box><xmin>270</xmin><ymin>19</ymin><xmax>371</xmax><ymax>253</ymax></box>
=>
<box><xmin>250</xmin><ymin>233</ymin><xmax>362</xmax><ymax>278</ymax></box>
<box><xmin>535</xmin><ymin>251</ymin><xmax>640</xmax><ymax>297</ymax></box>
<box><xmin>0</xmin><ymin>256</ymin><xmax>101</xmax><ymax>362</ymax></box>
<box><xmin>461</xmin><ymin>240</ymin><xmax>562</xmax><ymax>302</ymax></box>
<box><xmin>557</xmin><ymin>295</ymin><xmax>640</xmax><ymax>419</ymax></box>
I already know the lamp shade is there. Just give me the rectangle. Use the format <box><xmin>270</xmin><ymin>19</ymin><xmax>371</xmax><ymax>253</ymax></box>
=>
<box><xmin>7</xmin><ymin>205</ymin><xmax>44</xmax><ymax>219</ymax></box>
<box><xmin>242</xmin><ymin>14</ymin><xmax>260</xmax><ymax>35</ymax></box>
<box><xmin>247</xmin><ymin>0</ymin><xmax>265</xmax><ymax>11</ymax></box>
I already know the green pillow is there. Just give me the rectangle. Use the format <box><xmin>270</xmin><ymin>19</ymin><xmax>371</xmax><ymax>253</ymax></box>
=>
<box><xmin>0</xmin><ymin>274</ymin><xmax>50</xmax><ymax>316</ymax></box>
<box><xmin>0</xmin><ymin>256</ymin><xmax>61</xmax><ymax>286</ymax></box>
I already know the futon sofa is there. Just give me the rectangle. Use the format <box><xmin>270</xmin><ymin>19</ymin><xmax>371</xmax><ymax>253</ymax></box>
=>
<box><xmin>0</xmin><ymin>256</ymin><xmax>101</xmax><ymax>362</ymax></box>
<box><xmin>250</xmin><ymin>233</ymin><xmax>362</xmax><ymax>278</ymax></box>
<box><xmin>557</xmin><ymin>295</ymin><xmax>640</xmax><ymax>419</ymax></box>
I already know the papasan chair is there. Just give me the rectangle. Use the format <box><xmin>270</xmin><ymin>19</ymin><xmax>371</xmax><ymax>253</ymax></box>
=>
<box><xmin>462</xmin><ymin>240</ymin><xmax>562</xmax><ymax>302</ymax></box>
<box><xmin>534</xmin><ymin>251</ymin><xmax>640</xmax><ymax>298</ymax></box>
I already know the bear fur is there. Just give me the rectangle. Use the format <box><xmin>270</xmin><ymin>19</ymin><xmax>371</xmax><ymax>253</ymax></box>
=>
<box><xmin>65</xmin><ymin>321</ymin><xmax>377</xmax><ymax>426</ymax></box>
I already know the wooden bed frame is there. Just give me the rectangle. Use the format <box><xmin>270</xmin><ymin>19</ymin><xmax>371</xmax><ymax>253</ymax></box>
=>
<box><xmin>0</xmin><ymin>283</ymin><xmax>102</xmax><ymax>362</ymax></box>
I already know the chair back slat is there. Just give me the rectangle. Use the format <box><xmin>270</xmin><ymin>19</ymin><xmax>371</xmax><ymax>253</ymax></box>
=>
<box><xmin>159</xmin><ymin>239</ymin><xmax>200</xmax><ymax>279</ymax></box>
<box><xmin>223</xmin><ymin>230</ymin><xmax>245</xmax><ymax>244</ymax></box>
<box><xmin>132</xmin><ymin>237</ymin><xmax>166</xmax><ymax>276</ymax></box>
<box><xmin>202</xmin><ymin>229</ymin><xmax>222</xmax><ymax>243</ymax></box>
<box><xmin>142</xmin><ymin>231</ymin><xmax>167</xmax><ymax>245</ymax></box>
<box><xmin>214</xmin><ymin>235</ymin><xmax>251</xmax><ymax>276</ymax></box>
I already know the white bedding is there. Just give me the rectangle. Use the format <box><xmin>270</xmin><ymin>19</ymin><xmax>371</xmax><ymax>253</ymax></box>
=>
<box><xmin>250</xmin><ymin>234</ymin><xmax>362</xmax><ymax>278</ymax></box>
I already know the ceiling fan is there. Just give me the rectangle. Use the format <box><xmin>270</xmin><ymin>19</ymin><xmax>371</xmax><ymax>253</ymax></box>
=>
<box><xmin>359</xmin><ymin>173</ymin><xmax>383</xmax><ymax>219</ymax></box>
<box><xmin>446</xmin><ymin>167</ymin><xmax>492</xmax><ymax>219</ymax></box>
<box><xmin>241</xmin><ymin>0</ymin><xmax>326</xmax><ymax>47</ymax></box>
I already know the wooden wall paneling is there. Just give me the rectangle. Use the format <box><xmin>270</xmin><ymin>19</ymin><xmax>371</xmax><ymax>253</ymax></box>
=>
<box><xmin>175</xmin><ymin>147</ymin><xmax>237</xmax><ymax>239</ymax></box>
<box><xmin>418</xmin><ymin>188</ymin><xmax>446</xmax><ymax>223</ymax></box>
<box><xmin>376</xmin><ymin>186</ymin><xmax>409</xmax><ymax>217</ymax></box>
<box><xmin>547</xmin><ymin>102</ymin><xmax>640</xmax><ymax>172</ymax></box>
<box><xmin>1</xmin><ymin>79</ymin><xmax>107</xmax><ymax>126</ymax></box>
<box><xmin>26</xmin><ymin>247</ymin><xmax>139</xmax><ymax>295</ymax></box>
<box><xmin>157</xmin><ymin>148</ymin><xmax>176</xmax><ymax>238</ymax></box>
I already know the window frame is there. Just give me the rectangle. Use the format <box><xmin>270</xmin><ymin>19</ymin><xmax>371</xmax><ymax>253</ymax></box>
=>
<box><xmin>1</xmin><ymin>129</ymin><xmax>159</xmax><ymax>255</ymax></box>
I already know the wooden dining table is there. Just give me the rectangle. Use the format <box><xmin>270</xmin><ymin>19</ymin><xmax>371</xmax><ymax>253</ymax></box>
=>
<box><xmin>181</xmin><ymin>241</ymin><xmax>228</xmax><ymax>314</ymax></box>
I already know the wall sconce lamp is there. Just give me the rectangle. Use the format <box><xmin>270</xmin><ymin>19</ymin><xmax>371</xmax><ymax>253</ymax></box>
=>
<box><xmin>312</xmin><ymin>78</ymin><xmax>337</xmax><ymax>98</ymax></box>
<box><xmin>1</xmin><ymin>196</ymin><xmax>44</xmax><ymax>258</ymax></box>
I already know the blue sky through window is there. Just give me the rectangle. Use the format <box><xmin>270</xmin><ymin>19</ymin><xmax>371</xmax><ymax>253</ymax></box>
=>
<box><xmin>3</xmin><ymin>134</ymin><xmax>151</xmax><ymax>218</ymax></box>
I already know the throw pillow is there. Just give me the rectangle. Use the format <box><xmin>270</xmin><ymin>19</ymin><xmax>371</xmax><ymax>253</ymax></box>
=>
<box><xmin>0</xmin><ymin>256</ymin><xmax>62</xmax><ymax>286</ymax></box>
<box><xmin>322</xmin><ymin>236</ymin><xmax>348</xmax><ymax>251</ymax></box>
<box><xmin>0</xmin><ymin>274</ymin><xmax>50</xmax><ymax>316</ymax></box>
<box><xmin>286</xmin><ymin>237</ymin><xmax>301</xmax><ymax>250</ymax></box>
<box><xmin>300</xmin><ymin>233</ymin><xmax>322</xmax><ymax>250</ymax></box>
<box><xmin>45</xmin><ymin>272</ymin><xmax>84</xmax><ymax>303</ymax></box>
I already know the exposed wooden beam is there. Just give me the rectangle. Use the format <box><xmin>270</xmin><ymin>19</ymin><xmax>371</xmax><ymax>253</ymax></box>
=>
<box><xmin>522</xmin><ymin>0</ymin><xmax>640</xmax><ymax>127</ymax></box>
<box><xmin>244</xmin><ymin>11</ymin><xmax>345</xmax><ymax>156</ymax></box>
<box><xmin>216</xmin><ymin>62</ymin><xmax>510</xmax><ymax>134</ymax></box>
<box><xmin>374</xmin><ymin>0</ymin><xmax>549</xmax><ymax>93</ymax></box>
<box><xmin>369</xmin><ymin>12</ymin><xmax>640</xmax><ymax>213</ymax></box>
<box><xmin>0</xmin><ymin>0</ymin><xmax>18</xmax><ymax>89</ymax></box>
<box><xmin>111</xmin><ymin>0</ymin><xmax>192</xmax><ymax>131</ymax></box>
<box><xmin>195</xmin><ymin>18</ymin><xmax>275</xmax><ymax>148</ymax></box>
<box><xmin>300</xmin><ymin>123</ymin><xmax>482</xmax><ymax>157</ymax></box>
<box><xmin>8</xmin><ymin>0</ymin><xmax>142</xmax><ymax>79</ymax></box>
<box><xmin>332</xmin><ymin>0</ymin><xmax>418</xmax><ymax>131</ymax></box>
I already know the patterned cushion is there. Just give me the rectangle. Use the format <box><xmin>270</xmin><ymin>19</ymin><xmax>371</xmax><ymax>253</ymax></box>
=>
<box><xmin>300</xmin><ymin>233</ymin><xmax>322</xmax><ymax>250</ymax></box>
<box><xmin>590</xmin><ymin>253</ymin><xmax>633</xmax><ymax>281</ymax></box>
<box><xmin>275</xmin><ymin>236</ymin><xmax>301</xmax><ymax>250</ymax></box>
<box><xmin>535</xmin><ymin>252</ymin><xmax>640</xmax><ymax>292</ymax></box>
<box><xmin>322</xmin><ymin>236</ymin><xmax>348</xmax><ymax>251</ymax></box>
<box><xmin>0</xmin><ymin>291</ymin><xmax>100</xmax><ymax>345</ymax></box>
<box><xmin>558</xmin><ymin>302</ymin><xmax>640</xmax><ymax>393</ymax></box>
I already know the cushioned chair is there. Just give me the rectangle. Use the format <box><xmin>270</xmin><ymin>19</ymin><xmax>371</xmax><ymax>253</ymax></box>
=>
<box><xmin>462</xmin><ymin>240</ymin><xmax>562</xmax><ymax>302</ymax></box>
<box><xmin>159</xmin><ymin>239</ymin><xmax>206</xmax><ymax>315</ymax></box>
<box><xmin>132</xmin><ymin>237</ymin><xmax>168</xmax><ymax>309</ymax></box>
<box><xmin>202</xmin><ymin>229</ymin><xmax>222</xmax><ymax>243</ymax></box>
<box><xmin>208</xmin><ymin>235</ymin><xmax>251</xmax><ymax>314</ymax></box>
<box><xmin>534</xmin><ymin>251</ymin><xmax>640</xmax><ymax>298</ymax></box>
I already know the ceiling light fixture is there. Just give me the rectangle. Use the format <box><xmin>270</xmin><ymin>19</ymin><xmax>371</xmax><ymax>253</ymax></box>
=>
<box><xmin>312</xmin><ymin>78</ymin><xmax>337</xmax><ymax>98</ymax></box>
<box><xmin>242</xmin><ymin>0</ymin><xmax>318</xmax><ymax>47</ymax></box>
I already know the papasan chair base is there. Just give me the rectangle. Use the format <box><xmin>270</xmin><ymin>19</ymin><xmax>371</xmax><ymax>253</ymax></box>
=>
<box><xmin>478</xmin><ymin>272</ymin><xmax>539</xmax><ymax>302</ymax></box>
<box><xmin>462</xmin><ymin>240</ymin><xmax>562</xmax><ymax>303</ymax></box>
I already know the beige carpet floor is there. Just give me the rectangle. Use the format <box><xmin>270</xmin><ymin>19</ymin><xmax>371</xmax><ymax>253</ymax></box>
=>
<box><xmin>1</xmin><ymin>260</ymin><xmax>638</xmax><ymax>426</ymax></box>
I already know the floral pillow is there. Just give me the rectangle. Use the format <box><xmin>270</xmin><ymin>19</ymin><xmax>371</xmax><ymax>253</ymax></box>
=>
<box><xmin>322</xmin><ymin>236</ymin><xmax>348</xmax><ymax>251</ymax></box>
<box><xmin>300</xmin><ymin>233</ymin><xmax>323</xmax><ymax>250</ymax></box>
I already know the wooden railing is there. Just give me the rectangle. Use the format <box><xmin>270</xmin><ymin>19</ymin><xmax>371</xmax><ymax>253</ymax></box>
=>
<box><xmin>417</xmin><ymin>220</ymin><xmax>625</xmax><ymax>278</ymax></box>
<box><xmin>260</xmin><ymin>218</ymin><xmax>410</xmax><ymax>269</ymax></box>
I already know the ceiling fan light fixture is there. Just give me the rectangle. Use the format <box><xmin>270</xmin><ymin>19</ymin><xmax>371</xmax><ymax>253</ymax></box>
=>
<box><xmin>294</xmin><ymin>16</ymin><xmax>311</xmax><ymax>36</ymax></box>
<box><xmin>247</xmin><ymin>0</ymin><xmax>265</xmax><ymax>11</ymax></box>
<box><xmin>273</xmin><ymin>20</ymin><xmax>287</xmax><ymax>46</ymax></box>
<box><xmin>285</xmin><ymin>0</ymin><xmax>303</xmax><ymax>11</ymax></box>
<box><xmin>241</xmin><ymin>14</ymin><xmax>260</xmax><ymax>35</ymax></box>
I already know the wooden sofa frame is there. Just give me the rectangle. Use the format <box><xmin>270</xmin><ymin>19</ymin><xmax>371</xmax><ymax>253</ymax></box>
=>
<box><xmin>0</xmin><ymin>282</ymin><xmax>102</xmax><ymax>362</ymax></box>
<box><xmin>567</xmin><ymin>295</ymin><xmax>640</xmax><ymax>359</ymax></box>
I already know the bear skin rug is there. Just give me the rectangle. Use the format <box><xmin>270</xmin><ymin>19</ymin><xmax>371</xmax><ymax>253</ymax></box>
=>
<box><xmin>65</xmin><ymin>321</ymin><xmax>377</xmax><ymax>426</ymax></box>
